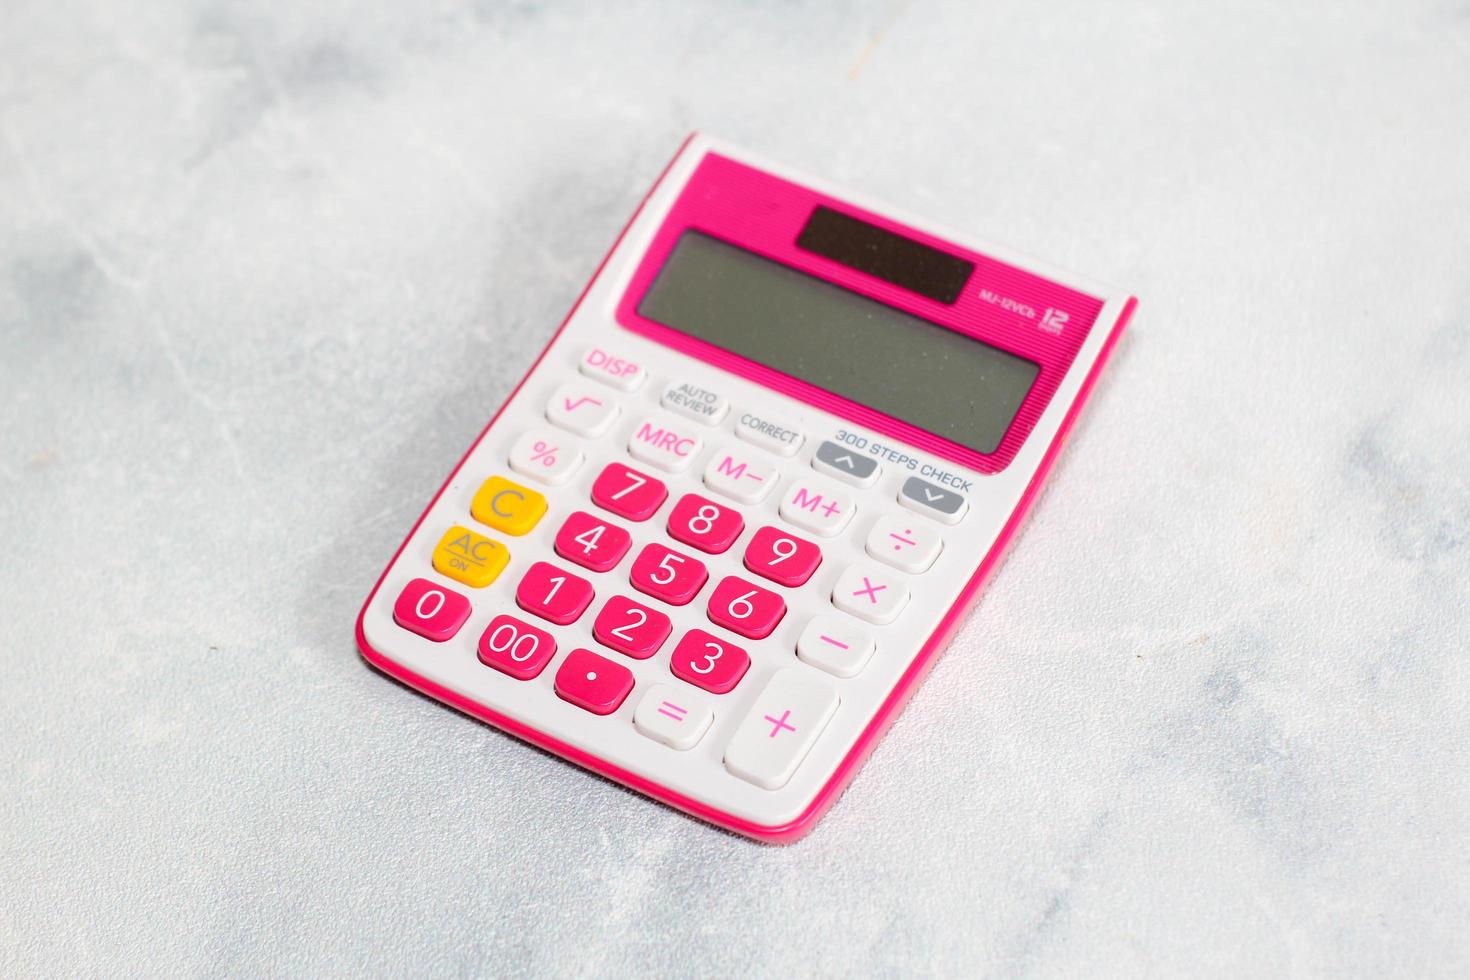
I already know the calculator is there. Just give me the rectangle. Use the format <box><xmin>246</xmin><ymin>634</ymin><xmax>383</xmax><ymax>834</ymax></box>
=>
<box><xmin>356</xmin><ymin>135</ymin><xmax>1137</xmax><ymax>843</ymax></box>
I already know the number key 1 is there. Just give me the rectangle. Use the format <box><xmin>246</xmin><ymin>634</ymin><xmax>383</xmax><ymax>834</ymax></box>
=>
<box><xmin>516</xmin><ymin>561</ymin><xmax>595</xmax><ymax>625</ymax></box>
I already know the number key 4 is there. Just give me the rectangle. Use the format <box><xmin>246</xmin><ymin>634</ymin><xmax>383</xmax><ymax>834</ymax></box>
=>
<box><xmin>554</xmin><ymin>511</ymin><xmax>632</xmax><ymax>573</ymax></box>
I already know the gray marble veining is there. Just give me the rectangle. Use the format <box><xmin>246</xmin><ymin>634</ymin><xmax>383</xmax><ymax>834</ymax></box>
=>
<box><xmin>2</xmin><ymin>0</ymin><xmax>1467</xmax><ymax>975</ymax></box>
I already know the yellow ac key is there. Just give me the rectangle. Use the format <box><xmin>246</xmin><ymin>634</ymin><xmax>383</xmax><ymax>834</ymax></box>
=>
<box><xmin>431</xmin><ymin>525</ymin><xmax>510</xmax><ymax>588</ymax></box>
<box><xmin>470</xmin><ymin>475</ymin><xmax>547</xmax><ymax>536</ymax></box>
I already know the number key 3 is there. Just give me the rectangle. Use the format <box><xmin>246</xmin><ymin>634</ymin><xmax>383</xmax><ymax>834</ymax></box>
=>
<box><xmin>706</xmin><ymin>575</ymin><xmax>786</xmax><ymax>639</ymax></box>
<box><xmin>670</xmin><ymin>628</ymin><xmax>750</xmax><ymax>694</ymax></box>
<box><xmin>554</xmin><ymin>511</ymin><xmax>632</xmax><ymax>573</ymax></box>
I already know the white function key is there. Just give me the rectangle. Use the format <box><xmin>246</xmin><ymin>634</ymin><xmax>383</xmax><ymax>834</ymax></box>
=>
<box><xmin>734</xmin><ymin>410</ymin><xmax>804</xmax><ymax>457</ymax></box>
<box><xmin>660</xmin><ymin>381</ymin><xmax>730</xmax><ymax>426</ymax></box>
<box><xmin>865</xmin><ymin>514</ymin><xmax>944</xmax><ymax>574</ymax></box>
<box><xmin>633</xmin><ymin>684</ymin><xmax>714</xmax><ymax>751</ymax></box>
<box><xmin>831</xmin><ymin>564</ymin><xmax>910</xmax><ymax>625</ymax></box>
<box><xmin>508</xmin><ymin>429</ymin><xmax>584</xmax><ymax>486</ymax></box>
<box><xmin>778</xmin><ymin>479</ymin><xmax>854</xmax><ymax>537</ymax></box>
<box><xmin>545</xmin><ymin>382</ymin><xmax>619</xmax><ymax>437</ymax></box>
<box><xmin>579</xmin><ymin>346</ymin><xmax>646</xmax><ymax>392</ymax></box>
<box><xmin>627</xmin><ymin>417</ymin><xmax>703</xmax><ymax>473</ymax></box>
<box><xmin>703</xmin><ymin>447</ymin><xmax>778</xmax><ymax>504</ymax></box>
<box><xmin>811</xmin><ymin>440</ymin><xmax>881</xmax><ymax>488</ymax></box>
<box><xmin>898</xmin><ymin>476</ymin><xmax>969</xmax><ymax>525</ymax></box>
<box><xmin>724</xmin><ymin>668</ymin><xmax>839</xmax><ymax>790</ymax></box>
<box><xmin>796</xmin><ymin>616</ymin><xmax>876</xmax><ymax>678</ymax></box>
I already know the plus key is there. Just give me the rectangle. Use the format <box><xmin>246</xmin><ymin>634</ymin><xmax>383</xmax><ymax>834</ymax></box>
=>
<box><xmin>724</xmin><ymin>669</ymin><xmax>840</xmax><ymax>791</ymax></box>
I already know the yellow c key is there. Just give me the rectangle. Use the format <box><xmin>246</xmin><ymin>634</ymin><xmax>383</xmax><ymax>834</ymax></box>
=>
<box><xmin>431</xmin><ymin>525</ymin><xmax>509</xmax><ymax>588</ymax></box>
<box><xmin>470</xmin><ymin>476</ymin><xmax>547</xmax><ymax>537</ymax></box>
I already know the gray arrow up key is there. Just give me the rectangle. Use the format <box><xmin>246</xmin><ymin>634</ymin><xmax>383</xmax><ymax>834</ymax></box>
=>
<box><xmin>812</xmin><ymin>440</ymin><xmax>880</xmax><ymax>487</ymax></box>
<box><xmin>899</xmin><ymin>476</ymin><xmax>968</xmax><ymax>524</ymax></box>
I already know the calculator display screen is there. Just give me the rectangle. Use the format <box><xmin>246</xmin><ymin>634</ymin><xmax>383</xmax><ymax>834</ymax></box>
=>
<box><xmin>636</xmin><ymin>231</ymin><xmax>1041</xmax><ymax>456</ymax></box>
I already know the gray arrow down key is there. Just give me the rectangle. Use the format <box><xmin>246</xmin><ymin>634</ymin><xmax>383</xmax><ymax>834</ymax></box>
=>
<box><xmin>899</xmin><ymin>476</ymin><xmax>968</xmax><ymax>524</ymax></box>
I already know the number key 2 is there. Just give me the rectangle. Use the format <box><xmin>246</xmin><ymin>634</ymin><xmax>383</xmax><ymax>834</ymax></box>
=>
<box><xmin>554</xmin><ymin>511</ymin><xmax>632</xmax><ymax>572</ymax></box>
<box><xmin>706</xmin><ymin>575</ymin><xmax>786</xmax><ymax>639</ymax></box>
<box><xmin>667</xmin><ymin>493</ymin><xmax>744</xmax><ymax>554</ymax></box>
<box><xmin>591</xmin><ymin>462</ymin><xmax>666</xmax><ymax>522</ymax></box>
<box><xmin>743</xmin><ymin>525</ymin><xmax>822</xmax><ymax>587</ymax></box>
<box><xmin>516</xmin><ymin>561</ymin><xmax>595</xmax><ymax>625</ymax></box>
<box><xmin>593</xmin><ymin>595</ymin><xmax>672</xmax><ymax>660</ymax></box>
<box><xmin>629</xmin><ymin>543</ymin><xmax>708</xmax><ymax>606</ymax></box>
<box><xmin>670</xmin><ymin>628</ymin><xmax>750</xmax><ymax>694</ymax></box>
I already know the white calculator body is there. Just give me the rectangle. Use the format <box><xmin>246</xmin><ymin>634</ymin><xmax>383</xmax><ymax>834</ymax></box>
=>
<box><xmin>356</xmin><ymin>135</ymin><xmax>1137</xmax><ymax>843</ymax></box>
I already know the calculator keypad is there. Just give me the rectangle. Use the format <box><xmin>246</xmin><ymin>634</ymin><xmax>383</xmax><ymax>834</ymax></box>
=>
<box><xmin>384</xmin><ymin>344</ymin><xmax>977</xmax><ymax>806</ymax></box>
<box><xmin>516</xmin><ymin>561</ymin><xmax>595</xmax><ymax>625</ymax></box>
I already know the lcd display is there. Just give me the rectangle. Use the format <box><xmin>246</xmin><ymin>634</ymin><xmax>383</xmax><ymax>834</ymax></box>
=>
<box><xmin>636</xmin><ymin>231</ymin><xmax>1040</xmax><ymax>455</ymax></box>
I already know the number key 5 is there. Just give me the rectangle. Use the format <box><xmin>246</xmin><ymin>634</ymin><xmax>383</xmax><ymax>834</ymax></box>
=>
<box><xmin>667</xmin><ymin>493</ymin><xmax>744</xmax><ymax>554</ymax></box>
<box><xmin>670</xmin><ymin>628</ymin><xmax>750</xmax><ymax>694</ymax></box>
<box><xmin>629</xmin><ymin>543</ymin><xmax>708</xmax><ymax>606</ymax></box>
<box><xmin>706</xmin><ymin>575</ymin><xmax>786</xmax><ymax>639</ymax></box>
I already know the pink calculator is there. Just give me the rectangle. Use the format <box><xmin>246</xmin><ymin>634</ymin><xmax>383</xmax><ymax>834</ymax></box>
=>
<box><xmin>356</xmin><ymin>135</ymin><xmax>1137</xmax><ymax>843</ymax></box>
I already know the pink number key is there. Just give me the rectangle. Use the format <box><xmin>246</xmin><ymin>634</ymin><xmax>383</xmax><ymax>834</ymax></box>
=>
<box><xmin>629</xmin><ymin>543</ymin><xmax>708</xmax><ymax>607</ymax></box>
<box><xmin>706</xmin><ymin>575</ymin><xmax>786</xmax><ymax>639</ymax></box>
<box><xmin>593</xmin><ymin>595</ymin><xmax>672</xmax><ymax>660</ymax></box>
<box><xmin>670</xmin><ymin>628</ymin><xmax>750</xmax><ymax>695</ymax></box>
<box><xmin>666</xmin><ymin>493</ymin><xmax>744</xmax><ymax>554</ymax></box>
<box><xmin>516</xmin><ymin>561</ymin><xmax>595</xmax><ymax>625</ymax></box>
<box><xmin>591</xmin><ymin>462</ymin><xmax>666</xmax><ymax>522</ymax></box>
<box><xmin>393</xmin><ymin>578</ymin><xmax>472</xmax><ymax>641</ymax></box>
<box><xmin>743</xmin><ymin>525</ymin><xmax>822</xmax><ymax>587</ymax></box>
<box><xmin>554</xmin><ymin>510</ymin><xmax>632</xmax><ymax>573</ymax></box>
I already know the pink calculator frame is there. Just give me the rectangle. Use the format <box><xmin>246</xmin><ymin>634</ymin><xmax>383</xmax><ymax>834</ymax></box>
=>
<box><xmin>356</xmin><ymin>135</ymin><xmax>1137</xmax><ymax>843</ymax></box>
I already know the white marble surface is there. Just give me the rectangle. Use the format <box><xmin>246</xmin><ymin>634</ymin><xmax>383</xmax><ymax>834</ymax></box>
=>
<box><xmin>3</xmin><ymin>0</ymin><xmax>1468</xmax><ymax>975</ymax></box>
